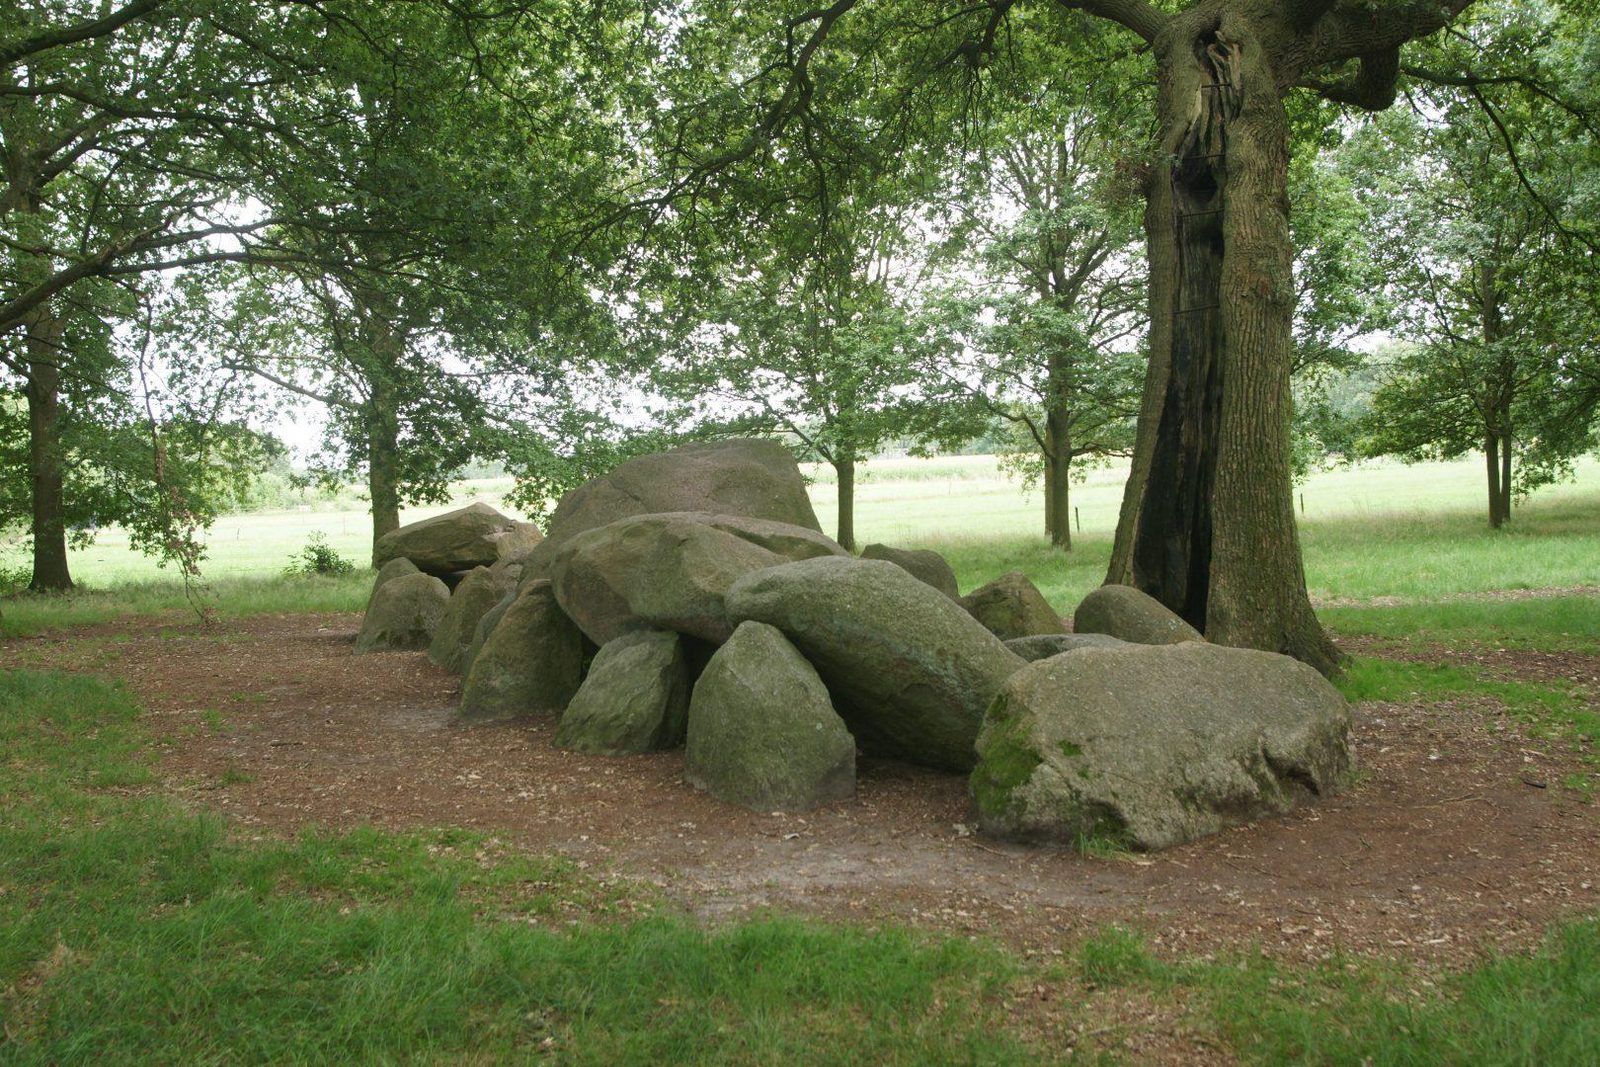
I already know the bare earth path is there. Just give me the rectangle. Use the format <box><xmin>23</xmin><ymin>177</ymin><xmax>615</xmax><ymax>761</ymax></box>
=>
<box><xmin>8</xmin><ymin>614</ymin><xmax>1598</xmax><ymax>973</ymax></box>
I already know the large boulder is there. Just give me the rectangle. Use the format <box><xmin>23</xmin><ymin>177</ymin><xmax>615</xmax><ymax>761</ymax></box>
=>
<box><xmin>1005</xmin><ymin>632</ymin><xmax>1128</xmax><ymax>662</ymax></box>
<box><xmin>971</xmin><ymin>642</ymin><xmax>1352</xmax><ymax>851</ymax></box>
<box><xmin>518</xmin><ymin>439</ymin><xmax>823</xmax><ymax>589</ymax></box>
<box><xmin>428</xmin><ymin>567</ymin><xmax>515</xmax><ymax>674</ymax></box>
<box><xmin>725</xmin><ymin>557</ymin><xmax>1025</xmax><ymax>772</ymax></box>
<box><xmin>373</xmin><ymin>502</ymin><xmax>539</xmax><ymax>576</ymax></box>
<box><xmin>549</xmin><ymin>512</ymin><xmax>847</xmax><ymax>646</ymax></box>
<box><xmin>458</xmin><ymin>580</ymin><xmax>583</xmax><ymax>723</ymax></box>
<box><xmin>684</xmin><ymin>621</ymin><xmax>855</xmax><ymax>812</ymax></box>
<box><xmin>860</xmin><ymin>543</ymin><xmax>960</xmax><ymax>600</ymax></box>
<box><xmin>368</xmin><ymin>556</ymin><xmax>420</xmax><ymax>605</ymax></box>
<box><xmin>960</xmin><ymin>571</ymin><xmax>1066</xmax><ymax>642</ymax></box>
<box><xmin>462</xmin><ymin>590</ymin><xmax>515</xmax><ymax>677</ymax></box>
<box><xmin>549</xmin><ymin>438</ymin><xmax>823</xmax><ymax>540</ymax></box>
<box><xmin>355</xmin><ymin>572</ymin><xmax>449</xmax><ymax>654</ymax></box>
<box><xmin>1074</xmin><ymin>584</ymin><xmax>1204</xmax><ymax>645</ymax></box>
<box><xmin>553</xmin><ymin>630</ymin><xmax>689</xmax><ymax>755</ymax></box>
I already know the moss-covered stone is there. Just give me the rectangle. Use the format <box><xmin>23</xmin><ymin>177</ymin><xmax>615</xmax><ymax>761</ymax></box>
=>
<box><xmin>1073</xmin><ymin>584</ymin><xmax>1203</xmax><ymax>645</ymax></box>
<box><xmin>971</xmin><ymin>642</ymin><xmax>1352</xmax><ymax>851</ymax></box>
<box><xmin>374</xmin><ymin>502</ymin><xmax>538</xmax><ymax>576</ymax></box>
<box><xmin>355</xmin><ymin>571</ymin><xmax>449</xmax><ymax>653</ymax></box>
<box><xmin>368</xmin><ymin>557</ymin><xmax>420</xmax><ymax>604</ymax></box>
<box><xmin>859</xmin><ymin>543</ymin><xmax>960</xmax><ymax>599</ymax></box>
<box><xmin>725</xmin><ymin>557</ymin><xmax>1025</xmax><ymax>772</ymax></box>
<box><xmin>684</xmin><ymin>621</ymin><xmax>855</xmax><ymax>813</ymax></box>
<box><xmin>959</xmin><ymin>571</ymin><xmax>1066</xmax><ymax>641</ymax></box>
<box><xmin>458</xmin><ymin>580</ymin><xmax>582</xmax><ymax>723</ymax></box>
<box><xmin>427</xmin><ymin>567</ymin><xmax>514</xmax><ymax>674</ymax></box>
<box><xmin>553</xmin><ymin>630</ymin><xmax>688</xmax><ymax>755</ymax></box>
<box><xmin>549</xmin><ymin>512</ymin><xmax>847</xmax><ymax>646</ymax></box>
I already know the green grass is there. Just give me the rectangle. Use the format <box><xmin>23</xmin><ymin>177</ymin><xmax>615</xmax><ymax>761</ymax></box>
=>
<box><xmin>1197</xmin><ymin>925</ymin><xmax>1600</xmax><ymax>1065</ymax></box>
<box><xmin>1323</xmin><ymin>596</ymin><xmax>1600</xmax><ymax>654</ymax></box>
<box><xmin>0</xmin><ymin>571</ymin><xmax>373</xmax><ymax>638</ymax></box>
<box><xmin>1063</xmin><ymin>921</ymin><xmax>1600</xmax><ymax>1065</ymax></box>
<box><xmin>0</xmin><ymin>669</ymin><xmax>1031</xmax><ymax>1065</ymax></box>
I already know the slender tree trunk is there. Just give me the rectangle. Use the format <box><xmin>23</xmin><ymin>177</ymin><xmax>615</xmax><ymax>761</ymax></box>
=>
<box><xmin>366</xmin><ymin>384</ymin><xmax>401</xmax><ymax>563</ymax></box>
<box><xmin>1499</xmin><ymin>426</ymin><xmax>1512</xmax><ymax>523</ymax></box>
<box><xmin>1043</xmin><ymin>447</ymin><xmax>1057</xmax><ymax>541</ymax></box>
<box><xmin>1108</xmin><ymin>14</ymin><xmax>1340</xmax><ymax>676</ymax></box>
<box><xmin>25</xmin><ymin>305</ymin><xmax>72</xmax><ymax>592</ymax></box>
<box><xmin>1044</xmin><ymin>409</ymin><xmax>1073</xmax><ymax>550</ymax></box>
<box><xmin>1484</xmin><ymin>434</ymin><xmax>1504</xmax><ymax>528</ymax></box>
<box><xmin>835</xmin><ymin>454</ymin><xmax>856</xmax><ymax>552</ymax></box>
<box><xmin>361</xmin><ymin>313</ymin><xmax>406</xmax><ymax>563</ymax></box>
<box><xmin>1478</xmin><ymin>267</ymin><xmax>1511</xmax><ymax>529</ymax></box>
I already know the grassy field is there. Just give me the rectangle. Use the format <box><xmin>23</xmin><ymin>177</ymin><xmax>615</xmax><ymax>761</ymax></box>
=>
<box><xmin>4</xmin><ymin>453</ymin><xmax>1596</xmax><ymax>640</ymax></box>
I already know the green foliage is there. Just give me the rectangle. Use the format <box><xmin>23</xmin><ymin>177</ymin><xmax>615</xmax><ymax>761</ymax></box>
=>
<box><xmin>282</xmin><ymin>532</ymin><xmax>356</xmax><ymax>578</ymax></box>
<box><xmin>914</xmin><ymin>18</ymin><xmax>1149</xmax><ymax>536</ymax></box>
<box><xmin>1335</xmin><ymin>46</ymin><xmax>1600</xmax><ymax>520</ymax></box>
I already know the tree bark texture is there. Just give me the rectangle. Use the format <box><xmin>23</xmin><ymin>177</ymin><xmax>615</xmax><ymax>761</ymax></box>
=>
<box><xmin>366</xmin><ymin>385</ymin><xmax>401</xmax><ymax>564</ymax></box>
<box><xmin>25</xmin><ymin>304</ymin><xmax>72</xmax><ymax>592</ymax></box>
<box><xmin>1045</xmin><ymin>407</ymin><xmax>1073</xmax><ymax>549</ymax></box>
<box><xmin>1484</xmin><ymin>434</ymin><xmax>1505</xmax><ymax>528</ymax></box>
<box><xmin>1108</xmin><ymin>9</ymin><xmax>1341</xmax><ymax>676</ymax></box>
<box><xmin>835</xmin><ymin>454</ymin><xmax>856</xmax><ymax>552</ymax></box>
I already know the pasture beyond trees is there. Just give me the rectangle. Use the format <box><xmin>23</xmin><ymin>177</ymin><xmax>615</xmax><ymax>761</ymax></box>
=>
<box><xmin>6</xmin><ymin>453</ymin><xmax>1597</xmax><ymax>631</ymax></box>
<box><xmin>3</xmin><ymin>453</ymin><xmax>1600</xmax><ymax>1061</ymax></box>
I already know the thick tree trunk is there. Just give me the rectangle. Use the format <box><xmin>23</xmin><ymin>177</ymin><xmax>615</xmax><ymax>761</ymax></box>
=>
<box><xmin>25</xmin><ymin>306</ymin><xmax>72</xmax><ymax>592</ymax></box>
<box><xmin>1108</xmin><ymin>14</ymin><xmax>1340</xmax><ymax>676</ymax></box>
<box><xmin>835</xmin><ymin>454</ymin><xmax>856</xmax><ymax>552</ymax></box>
<box><xmin>1044</xmin><ymin>410</ymin><xmax>1072</xmax><ymax>550</ymax></box>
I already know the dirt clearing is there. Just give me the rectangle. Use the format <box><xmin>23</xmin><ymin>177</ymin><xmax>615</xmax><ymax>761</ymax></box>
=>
<box><xmin>9</xmin><ymin>613</ymin><xmax>1598</xmax><ymax>970</ymax></box>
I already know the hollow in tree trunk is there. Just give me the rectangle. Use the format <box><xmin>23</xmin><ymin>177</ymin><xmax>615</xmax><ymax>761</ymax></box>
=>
<box><xmin>1108</xmin><ymin>14</ymin><xmax>1340</xmax><ymax>677</ymax></box>
<box><xmin>25</xmin><ymin>305</ymin><xmax>72</xmax><ymax>592</ymax></box>
<box><xmin>834</xmin><ymin>454</ymin><xmax>856</xmax><ymax>552</ymax></box>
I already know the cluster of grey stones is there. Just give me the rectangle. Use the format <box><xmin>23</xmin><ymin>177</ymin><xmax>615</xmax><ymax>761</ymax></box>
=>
<box><xmin>355</xmin><ymin>439</ymin><xmax>1353</xmax><ymax>852</ymax></box>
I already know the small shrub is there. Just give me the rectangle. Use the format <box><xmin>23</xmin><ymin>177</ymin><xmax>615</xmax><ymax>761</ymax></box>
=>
<box><xmin>0</xmin><ymin>560</ymin><xmax>31</xmax><ymax>594</ymax></box>
<box><xmin>284</xmin><ymin>532</ymin><xmax>355</xmax><ymax>578</ymax></box>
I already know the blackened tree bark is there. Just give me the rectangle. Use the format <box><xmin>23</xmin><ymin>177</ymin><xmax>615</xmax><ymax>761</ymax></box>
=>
<box><xmin>1080</xmin><ymin>0</ymin><xmax>1475</xmax><ymax>677</ymax></box>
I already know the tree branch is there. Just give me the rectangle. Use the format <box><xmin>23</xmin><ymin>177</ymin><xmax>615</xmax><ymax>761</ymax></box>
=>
<box><xmin>0</xmin><ymin>0</ymin><xmax>169</xmax><ymax>68</ymax></box>
<box><xmin>1055</xmin><ymin>0</ymin><xmax>1166</xmax><ymax>44</ymax></box>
